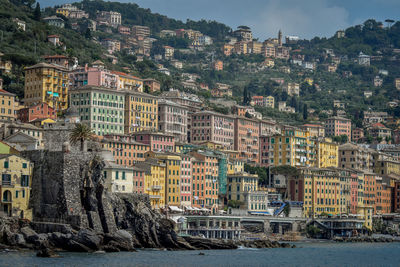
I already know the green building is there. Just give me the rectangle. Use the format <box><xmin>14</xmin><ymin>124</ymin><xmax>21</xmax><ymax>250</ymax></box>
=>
<box><xmin>70</xmin><ymin>86</ymin><xmax>125</xmax><ymax>136</ymax></box>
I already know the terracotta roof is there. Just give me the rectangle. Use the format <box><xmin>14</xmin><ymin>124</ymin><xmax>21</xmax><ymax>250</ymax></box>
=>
<box><xmin>0</xmin><ymin>88</ymin><xmax>15</xmax><ymax>96</ymax></box>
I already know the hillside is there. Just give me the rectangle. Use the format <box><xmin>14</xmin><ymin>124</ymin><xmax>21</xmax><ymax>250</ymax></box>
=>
<box><xmin>1</xmin><ymin>0</ymin><xmax>400</xmax><ymax>129</ymax></box>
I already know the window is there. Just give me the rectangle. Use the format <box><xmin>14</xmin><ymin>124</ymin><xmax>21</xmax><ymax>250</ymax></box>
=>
<box><xmin>4</xmin><ymin>161</ymin><xmax>8</xmax><ymax>168</ymax></box>
<box><xmin>116</xmin><ymin>171</ymin><xmax>119</xmax><ymax>179</ymax></box>
<box><xmin>22</xmin><ymin>163</ymin><xmax>27</xmax><ymax>169</ymax></box>
<box><xmin>21</xmin><ymin>175</ymin><xmax>29</xmax><ymax>187</ymax></box>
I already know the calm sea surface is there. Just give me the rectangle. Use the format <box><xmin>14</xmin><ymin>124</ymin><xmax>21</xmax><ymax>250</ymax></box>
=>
<box><xmin>0</xmin><ymin>241</ymin><xmax>399</xmax><ymax>267</ymax></box>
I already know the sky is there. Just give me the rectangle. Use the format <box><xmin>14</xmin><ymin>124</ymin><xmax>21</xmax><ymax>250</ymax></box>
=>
<box><xmin>38</xmin><ymin>0</ymin><xmax>400</xmax><ymax>40</ymax></box>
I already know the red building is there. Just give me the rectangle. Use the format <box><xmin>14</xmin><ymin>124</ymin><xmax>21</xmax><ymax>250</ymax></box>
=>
<box><xmin>132</xmin><ymin>131</ymin><xmax>175</xmax><ymax>152</ymax></box>
<box><xmin>259</xmin><ymin>135</ymin><xmax>270</xmax><ymax>167</ymax></box>
<box><xmin>18</xmin><ymin>103</ymin><xmax>57</xmax><ymax>123</ymax></box>
<box><xmin>133</xmin><ymin>166</ymin><xmax>146</xmax><ymax>193</ymax></box>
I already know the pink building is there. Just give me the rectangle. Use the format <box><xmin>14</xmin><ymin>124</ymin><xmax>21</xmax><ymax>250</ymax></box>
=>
<box><xmin>191</xmin><ymin>110</ymin><xmax>235</xmax><ymax>150</ymax></box>
<box><xmin>325</xmin><ymin>116</ymin><xmax>352</xmax><ymax>141</ymax></box>
<box><xmin>133</xmin><ymin>166</ymin><xmax>145</xmax><ymax>194</ymax></box>
<box><xmin>70</xmin><ymin>65</ymin><xmax>119</xmax><ymax>89</ymax></box>
<box><xmin>158</xmin><ymin>99</ymin><xmax>189</xmax><ymax>143</ymax></box>
<box><xmin>132</xmin><ymin>131</ymin><xmax>175</xmax><ymax>152</ymax></box>
<box><xmin>259</xmin><ymin>136</ymin><xmax>270</xmax><ymax>167</ymax></box>
<box><xmin>180</xmin><ymin>154</ymin><xmax>193</xmax><ymax>207</ymax></box>
<box><xmin>352</xmin><ymin>128</ymin><xmax>364</xmax><ymax>142</ymax></box>
<box><xmin>252</xmin><ymin>96</ymin><xmax>264</xmax><ymax>106</ymax></box>
<box><xmin>350</xmin><ymin>172</ymin><xmax>359</xmax><ymax>214</ymax></box>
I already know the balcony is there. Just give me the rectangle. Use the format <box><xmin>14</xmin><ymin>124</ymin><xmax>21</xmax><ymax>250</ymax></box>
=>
<box><xmin>152</xmin><ymin>185</ymin><xmax>162</xmax><ymax>191</ymax></box>
<box><xmin>149</xmin><ymin>195</ymin><xmax>161</xmax><ymax>199</ymax></box>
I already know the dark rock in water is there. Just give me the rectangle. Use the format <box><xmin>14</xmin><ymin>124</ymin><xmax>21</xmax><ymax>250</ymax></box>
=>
<box><xmin>65</xmin><ymin>240</ymin><xmax>92</xmax><ymax>252</ymax></box>
<box><xmin>103</xmin><ymin>230</ymin><xmax>134</xmax><ymax>251</ymax></box>
<box><xmin>74</xmin><ymin>229</ymin><xmax>102</xmax><ymax>250</ymax></box>
<box><xmin>102</xmin><ymin>245</ymin><xmax>120</xmax><ymax>253</ymax></box>
<box><xmin>20</xmin><ymin>227</ymin><xmax>38</xmax><ymax>243</ymax></box>
<box><xmin>36</xmin><ymin>248</ymin><xmax>60</xmax><ymax>258</ymax></box>
<box><xmin>198</xmin><ymin>252</ymin><xmax>205</xmax><ymax>255</ymax></box>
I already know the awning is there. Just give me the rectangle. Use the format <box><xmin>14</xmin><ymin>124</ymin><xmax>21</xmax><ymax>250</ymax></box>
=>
<box><xmin>185</xmin><ymin>206</ymin><xmax>194</xmax><ymax>211</ymax></box>
<box><xmin>200</xmin><ymin>208</ymin><xmax>210</xmax><ymax>212</ymax></box>
<box><xmin>169</xmin><ymin>206</ymin><xmax>183</xmax><ymax>212</ymax></box>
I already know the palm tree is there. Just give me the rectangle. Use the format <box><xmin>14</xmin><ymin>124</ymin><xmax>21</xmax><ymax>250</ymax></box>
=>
<box><xmin>69</xmin><ymin>123</ymin><xmax>94</xmax><ymax>151</ymax></box>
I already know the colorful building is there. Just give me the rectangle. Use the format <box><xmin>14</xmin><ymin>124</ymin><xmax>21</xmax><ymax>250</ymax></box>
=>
<box><xmin>69</xmin><ymin>86</ymin><xmax>125</xmax><ymax>136</ymax></box>
<box><xmin>0</xmin><ymin>88</ymin><xmax>17</xmax><ymax>121</ymax></box>
<box><xmin>145</xmin><ymin>151</ymin><xmax>181</xmax><ymax>207</ymax></box>
<box><xmin>227</xmin><ymin>172</ymin><xmax>258</xmax><ymax>203</ymax></box>
<box><xmin>191</xmin><ymin>111</ymin><xmax>235</xmax><ymax>150</ymax></box>
<box><xmin>111</xmin><ymin>71</ymin><xmax>143</xmax><ymax>92</ymax></box>
<box><xmin>0</xmin><ymin>154</ymin><xmax>33</xmax><ymax>220</ymax></box>
<box><xmin>325</xmin><ymin>116</ymin><xmax>352</xmax><ymax>141</ymax></box>
<box><xmin>137</xmin><ymin>158</ymin><xmax>166</xmax><ymax>209</ymax></box>
<box><xmin>190</xmin><ymin>150</ymin><xmax>219</xmax><ymax>213</ymax></box>
<box><xmin>180</xmin><ymin>154</ymin><xmax>193</xmax><ymax>207</ymax></box>
<box><xmin>316</xmin><ymin>138</ymin><xmax>338</xmax><ymax>168</ymax></box>
<box><xmin>24</xmin><ymin>63</ymin><xmax>69</xmax><ymax>110</ymax></box>
<box><xmin>234</xmin><ymin>117</ymin><xmax>260</xmax><ymax>164</ymax></box>
<box><xmin>158</xmin><ymin>99</ymin><xmax>189</xmax><ymax>143</ymax></box>
<box><xmin>124</xmin><ymin>91</ymin><xmax>158</xmax><ymax>134</ymax></box>
<box><xmin>102</xmin><ymin>135</ymin><xmax>150</xmax><ymax>166</ymax></box>
<box><xmin>288</xmin><ymin>168</ymin><xmax>341</xmax><ymax>218</ymax></box>
<box><xmin>18</xmin><ymin>103</ymin><xmax>57</xmax><ymax>123</ymax></box>
<box><xmin>104</xmin><ymin>161</ymin><xmax>134</xmax><ymax>193</ymax></box>
<box><xmin>132</xmin><ymin>131</ymin><xmax>175</xmax><ymax>152</ymax></box>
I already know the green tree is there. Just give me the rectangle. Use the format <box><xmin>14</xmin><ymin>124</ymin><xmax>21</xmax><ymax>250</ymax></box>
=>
<box><xmin>84</xmin><ymin>28</ymin><xmax>91</xmax><ymax>39</ymax></box>
<box><xmin>70</xmin><ymin>123</ymin><xmax>94</xmax><ymax>151</ymax></box>
<box><xmin>33</xmin><ymin>2</ymin><xmax>41</xmax><ymax>21</ymax></box>
<box><xmin>303</xmin><ymin>104</ymin><xmax>308</xmax><ymax>120</ymax></box>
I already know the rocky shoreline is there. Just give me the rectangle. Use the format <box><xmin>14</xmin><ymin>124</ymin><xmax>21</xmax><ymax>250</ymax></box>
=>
<box><xmin>0</xmin><ymin>217</ymin><xmax>294</xmax><ymax>257</ymax></box>
<box><xmin>333</xmin><ymin>236</ymin><xmax>400</xmax><ymax>243</ymax></box>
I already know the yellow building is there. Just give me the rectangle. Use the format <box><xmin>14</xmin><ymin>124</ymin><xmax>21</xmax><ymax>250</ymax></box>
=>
<box><xmin>0</xmin><ymin>154</ymin><xmax>33</xmax><ymax>220</ymax></box>
<box><xmin>24</xmin><ymin>63</ymin><xmax>69</xmax><ymax>111</ymax></box>
<box><xmin>265</xmin><ymin>96</ymin><xmax>275</xmax><ymax>108</ymax></box>
<box><xmin>304</xmin><ymin>78</ymin><xmax>314</xmax><ymax>86</ymax></box>
<box><xmin>124</xmin><ymin>91</ymin><xmax>158</xmax><ymax>134</ymax></box>
<box><xmin>145</xmin><ymin>151</ymin><xmax>181</xmax><ymax>207</ymax></box>
<box><xmin>316</xmin><ymin>138</ymin><xmax>338</xmax><ymax>168</ymax></box>
<box><xmin>374</xmin><ymin>160</ymin><xmax>400</xmax><ymax>176</ymax></box>
<box><xmin>112</xmin><ymin>71</ymin><xmax>144</xmax><ymax>92</ymax></box>
<box><xmin>137</xmin><ymin>158</ymin><xmax>166</xmax><ymax>209</ymax></box>
<box><xmin>288</xmin><ymin>168</ymin><xmax>340</xmax><ymax>218</ymax></box>
<box><xmin>0</xmin><ymin>88</ymin><xmax>17</xmax><ymax>121</ymax></box>
<box><xmin>56</xmin><ymin>7</ymin><xmax>70</xmax><ymax>17</ymax></box>
<box><xmin>227</xmin><ymin>172</ymin><xmax>258</xmax><ymax>203</ymax></box>
<box><xmin>198</xmin><ymin>141</ymin><xmax>223</xmax><ymax>150</ymax></box>
<box><xmin>227</xmin><ymin>160</ymin><xmax>244</xmax><ymax>175</ymax></box>
<box><xmin>174</xmin><ymin>142</ymin><xmax>185</xmax><ymax>153</ymax></box>
<box><xmin>269</xmin><ymin>128</ymin><xmax>316</xmax><ymax>167</ymax></box>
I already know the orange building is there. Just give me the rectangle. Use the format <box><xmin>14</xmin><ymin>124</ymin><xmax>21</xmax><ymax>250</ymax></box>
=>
<box><xmin>363</xmin><ymin>173</ymin><xmax>377</xmax><ymax>214</ymax></box>
<box><xmin>213</xmin><ymin>60</ymin><xmax>223</xmax><ymax>71</ymax></box>
<box><xmin>102</xmin><ymin>135</ymin><xmax>150</xmax><ymax>166</ymax></box>
<box><xmin>376</xmin><ymin>177</ymin><xmax>392</xmax><ymax>214</ymax></box>
<box><xmin>223</xmin><ymin>44</ymin><xmax>234</xmax><ymax>56</ymax></box>
<box><xmin>190</xmin><ymin>150</ymin><xmax>219</xmax><ymax>213</ymax></box>
<box><xmin>234</xmin><ymin>117</ymin><xmax>260</xmax><ymax>164</ymax></box>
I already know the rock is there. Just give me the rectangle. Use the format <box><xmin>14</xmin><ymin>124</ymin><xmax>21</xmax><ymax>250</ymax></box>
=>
<box><xmin>65</xmin><ymin>240</ymin><xmax>92</xmax><ymax>252</ymax></box>
<box><xmin>36</xmin><ymin>248</ymin><xmax>60</xmax><ymax>258</ymax></box>
<box><xmin>198</xmin><ymin>252</ymin><xmax>205</xmax><ymax>255</ymax></box>
<box><xmin>9</xmin><ymin>233</ymin><xmax>26</xmax><ymax>247</ymax></box>
<box><xmin>73</xmin><ymin>229</ymin><xmax>102</xmax><ymax>250</ymax></box>
<box><xmin>49</xmin><ymin>232</ymin><xmax>72</xmax><ymax>248</ymax></box>
<box><xmin>20</xmin><ymin>227</ymin><xmax>38</xmax><ymax>243</ymax></box>
<box><xmin>102</xmin><ymin>245</ymin><xmax>120</xmax><ymax>253</ymax></box>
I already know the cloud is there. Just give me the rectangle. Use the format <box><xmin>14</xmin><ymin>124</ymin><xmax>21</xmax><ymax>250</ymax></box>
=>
<box><xmin>243</xmin><ymin>0</ymin><xmax>351</xmax><ymax>40</ymax></box>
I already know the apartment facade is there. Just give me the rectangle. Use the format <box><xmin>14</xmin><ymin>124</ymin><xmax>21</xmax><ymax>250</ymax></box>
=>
<box><xmin>124</xmin><ymin>91</ymin><xmax>158</xmax><ymax>134</ymax></box>
<box><xmin>191</xmin><ymin>111</ymin><xmax>235</xmax><ymax>150</ymax></box>
<box><xmin>24</xmin><ymin>63</ymin><xmax>69</xmax><ymax>110</ymax></box>
<box><xmin>325</xmin><ymin>116</ymin><xmax>352</xmax><ymax>141</ymax></box>
<box><xmin>158</xmin><ymin>99</ymin><xmax>189</xmax><ymax>143</ymax></box>
<box><xmin>69</xmin><ymin>86</ymin><xmax>125</xmax><ymax>136</ymax></box>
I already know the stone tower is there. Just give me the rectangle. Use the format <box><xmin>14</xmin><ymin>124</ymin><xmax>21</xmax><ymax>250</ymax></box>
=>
<box><xmin>278</xmin><ymin>29</ymin><xmax>282</xmax><ymax>46</ymax></box>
